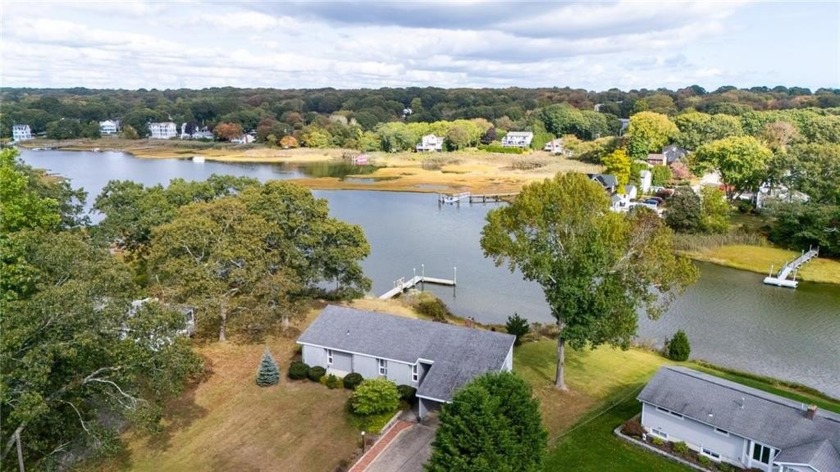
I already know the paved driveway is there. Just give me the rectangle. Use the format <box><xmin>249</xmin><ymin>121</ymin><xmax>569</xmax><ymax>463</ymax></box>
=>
<box><xmin>365</xmin><ymin>422</ymin><xmax>437</xmax><ymax>472</ymax></box>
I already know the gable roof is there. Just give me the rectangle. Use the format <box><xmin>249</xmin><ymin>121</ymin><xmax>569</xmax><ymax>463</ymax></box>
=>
<box><xmin>586</xmin><ymin>173</ymin><xmax>619</xmax><ymax>189</ymax></box>
<box><xmin>297</xmin><ymin>305</ymin><xmax>515</xmax><ymax>402</ymax></box>
<box><xmin>639</xmin><ymin>367</ymin><xmax>840</xmax><ymax>470</ymax></box>
<box><xmin>505</xmin><ymin>131</ymin><xmax>534</xmax><ymax>137</ymax></box>
<box><xmin>775</xmin><ymin>439</ymin><xmax>840</xmax><ymax>470</ymax></box>
<box><xmin>663</xmin><ymin>145</ymin><xmax>687</xmax><ymax>163</ymax></box>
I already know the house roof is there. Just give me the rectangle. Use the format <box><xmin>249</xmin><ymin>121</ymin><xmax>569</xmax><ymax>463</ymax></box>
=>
<box><xmin>297</xmin><ymin>305</ymin><xmax>515</xmax><ymax>402</ymax></box>
<box><xmin>663</xmin><ymin>145</ymin><xmax>687</xmax><ymax>163</ymax></box>
<box><xmin>505</xmin><ymin>131</ymin><xmax>534</xmax><ymax>137</ymax></box>
<box><xmin>638</xmin><ymin>367</ymin><xmax>840</xmax><ymax>469</ymax></box>
<box><xmin>647</xmin><ymin>153</ymin><xmax>666</xmax><ymax>162</ymax></box>
<box><xmin>775</xmin><ymin>439</ymin><xmax>840</xmax><ymax>470</ymax></box>
<box><xmin>586</xmin><ymin>173</ymin><xmax>619</xmax><ymax>189</ymax></box>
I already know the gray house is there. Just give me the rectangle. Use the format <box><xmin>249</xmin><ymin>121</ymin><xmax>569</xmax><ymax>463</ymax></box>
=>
<box><xmin>638</xmin><ymin>367</ymin><xmax>840</xmax><ymax>472</ymax></box>
<box><xmin>297</xmin><ymin>305</ymin><xmax>515</xmax><ymax>418</ymax></box>
<box><xmin>586</xmin><ymin>173</ymin><xmax>619</xmax><ymax>194</ymax></box>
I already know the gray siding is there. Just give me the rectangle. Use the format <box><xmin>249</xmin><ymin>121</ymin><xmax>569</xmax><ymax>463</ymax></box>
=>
<box><xmin>353</xmin><ymin>354</ymin><xmax>379</xmax><ymax>379</ymax></box>
<box><xmin>387</xmin><ymin>360</ymin><xmax>413</xmax><ymax>386</ymax></box>
<box><xmin>332</xmin><ymin>351</ymin><xmax>352</xmax><ymax>371</ymax></box>
<box><xmin>302</xmin><ymin>344</ymin><xmax>326</xmax><ymax>367</ymax></box>
<box><xmin>642</xmin><ymin>403</ymin><xmax>746</xmax><ymax>466</ymax></box>
<box><xmin>503</xmin><ymin>346</ymin><xmax>513</xmax><ymax>371</ymax></box>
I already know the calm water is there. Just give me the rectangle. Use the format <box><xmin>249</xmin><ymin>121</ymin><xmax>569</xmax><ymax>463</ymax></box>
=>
<box><xmin>19</xmin><ymin>149</ymin><xmax>840</xmax><ymax>398</ymax></box>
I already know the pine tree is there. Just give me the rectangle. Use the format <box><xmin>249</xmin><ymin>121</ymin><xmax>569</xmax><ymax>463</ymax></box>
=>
<box><xmin>256</xmin><ymin>349</ymin><xmax>280</xmax><ymax>387</ymax></box>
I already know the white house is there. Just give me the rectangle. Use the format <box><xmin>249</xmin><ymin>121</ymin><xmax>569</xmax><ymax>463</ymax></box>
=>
<box><xmin>12</xmin><ymin>124</ymin><xmax>32</xmax><ymax>141</ymax></box>
<box><xmin>638</xmin><ymin>367</ymin><xmax>840</xmax><ymax>472</ymax></box>
<box><xmin>297</xmin><ymin>305</ymin><xmax>515</xmax><ymax>419</ymax></box>
<box><xmin>149</xmin><ymin>122</ymin><xmax>177</xmax><ymax>139</ymax></box>
<box><xmin>99</xmin><ymin>120</ymin><xmax>119</xmax><ymax>135</ymax></box>
<box><xmin>639</xmin><ymin>170</ymin><xmax>652</xmax><ymax>194</ymax></box>
<box><xmin>543</xmin><ymin>138</ymin><xmax>566</xmax><ymax>154</ymax></box>
<box><xmin>416</xmin><ymin>134</ymin><xmax>444</xmax><ymax>152</ymax></box>
<box><xmin>501</xmin><ymin>131</ymin><xmax>534</xmax><ymax>148</ymax></box>
<box><xmin>231</xmin><ymin>134</ymin><xmax>255</xmax><ymax>144</ymax></box>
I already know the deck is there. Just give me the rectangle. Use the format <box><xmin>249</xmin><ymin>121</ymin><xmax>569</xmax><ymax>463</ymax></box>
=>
<box><xmin>378</xmin><ymin>275</ymin><xmax>456</xmax><ymax>299</ymax></box>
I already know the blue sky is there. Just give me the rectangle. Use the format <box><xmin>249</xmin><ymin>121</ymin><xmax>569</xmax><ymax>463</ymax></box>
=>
<box><xmin>1</xmin><ymin>1</ymin><xmax>838</xmax><ymax>91</ymax></box>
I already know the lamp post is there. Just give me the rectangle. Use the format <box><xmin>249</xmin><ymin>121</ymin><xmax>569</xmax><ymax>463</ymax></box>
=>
<box><xmin>361</xmin><ymin>431</ymin><xmax>366</xmax><ymax>453</ymax></box>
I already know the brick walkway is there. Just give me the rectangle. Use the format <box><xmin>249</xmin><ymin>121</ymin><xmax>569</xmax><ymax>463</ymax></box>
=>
<box><xmin>348</xmin><ymin>420</ymin><xmax>413</xmax><ymax>472</ymax></box>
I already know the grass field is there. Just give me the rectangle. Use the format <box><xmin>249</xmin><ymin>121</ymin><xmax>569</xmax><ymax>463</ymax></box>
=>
<box><xmin>683</xmin><ymin>244</ymin><xmax>840</xmax><ymax>284</ymax></box>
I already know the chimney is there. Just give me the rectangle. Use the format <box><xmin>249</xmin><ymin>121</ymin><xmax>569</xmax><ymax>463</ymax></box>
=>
<box><xmin>806</xmin><ymin>404</ymin><xmax>818</xmax><ymax>420</ymax></box>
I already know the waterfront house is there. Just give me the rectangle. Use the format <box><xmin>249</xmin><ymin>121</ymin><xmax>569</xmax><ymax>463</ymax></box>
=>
<box><xmin>638</xmin><ymin>366</ymin><xmax>840</xmax><ymax>472</ymax></box>
<box><xmin>297</xmin><ymin>305</ymin><xmax>515</xmax><ymax>418</ymax></box>
<box><xmin>501</xmin><ymin>131</ymin><xmax>534</xmax><ymax>148</ymax></box>
<box><xmin>99</xmin><ymin>120</ymin><xmax>119</xmax><ymax>135</ymax></box>
<box><xmin>231</xmin><ymin>133</ymin><xmax>255</xmax><ymax>144</ymax></box>
<box><xmin>543</xmin><ymin>138</ymin><xmax>566</xmax><ymax>154</ymax></box>
<box><xmin>149</xmin><ymin>122</ymin><xmax>178</xmax><ymax>139</ymax></box>
<box><xmin>587</xmin><ymin>173</ymin><xmax>619</xmax><ymax>194</ymax></box>
<box><xmin>416</xmin><ymin>134</ymin><xmax>444</xmax><ymax>152</ymax></box>
<box><xmin>12</xmin><ymin>124</ymin><xmax>32</xmax><ymax>141</ymax></box>
<box><xmin>663</xmin><ymin>144</ymin><xmax>688</xmax><ymax>164</ymax></box>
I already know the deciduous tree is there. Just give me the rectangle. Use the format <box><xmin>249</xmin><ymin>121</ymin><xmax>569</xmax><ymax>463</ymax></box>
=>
<box><xmin>694</xmin><ymin>136</ymin><xmax>773</xmax><ymax>200</ymax></box>
<box><xmin>602</xmin><ymin>149</ymin><xmax>631</xmax><ymax>189</ymax></box>
<box><xmin>481</xmin><ymin>173</ymin><xmax>697</xmax><ymax>389</ymax></box>
<box><xmin>626</xmin><ymin>112</ymin><xmax>679</xmax><ymax>160</ymax></box>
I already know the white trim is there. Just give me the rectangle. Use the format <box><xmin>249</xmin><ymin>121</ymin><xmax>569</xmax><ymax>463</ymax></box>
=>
<box><xmin>416</xmin><ymin>394</ymin><xmax>450</xmax><ymax>404</ymax></box>
<box><xmin>411</xmin><ymin>364</ymin><xmax>418</xmax><ymax>382</ymax></box>
<box><xmin>377</xmin><ymin>358</ymin><xmax>387</xmax><ymax>376</ymax></box>
<box><xmin>326</xmin><ymin>349</ymin><xmax>333</xmax><ymax>365</ymax></box>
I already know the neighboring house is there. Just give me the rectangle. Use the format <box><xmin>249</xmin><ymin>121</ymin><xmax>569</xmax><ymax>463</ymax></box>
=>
<box><xmin>639</xmin><ymin>169</ymin><xmax>652</xmax><ymax>194</ymax></box>
<box><xmin>619</xmin><ymin>118</ymin><xmax>630</xmax><ymax>135</ymax></box>
<box><xmin>297</xmin><ymin>305</ymin><xmax>515</xmax><ymax>418</ymax></box>
<box><xmin>611</xmin><ymin>193</ymin><xmax>631</xmax><ymax>212</ymax></box>
<box><xmin>12</xmin><ymin>124</ymin><xmax>32</xmax><ymax>141</ymax></box>
<box><xmin>587</xmin><ymin>173</ymin><xmax>619</xmax><ymax>194</ymax></box>
<box><xmin>543</xmin><ymin>138</ymin><xmax>565</xmax><ymax>154</ymax></box>
<box><xmin>149</xmin><ymin>122</ymin><xmax>178</xmax><ymax>139</ymax></box>
<box><xmin>99</xmin><ymin>120</ymin><xmax>119</xmax><ymax>135</ymax></box>
<box><xmin>663</xmin><ymin>144</ymin><xmax>688</xmax><ymax>164</ymax></box>
<box><xmin>625</xmin><ymin>184</ymin><xmax>638</xmax><ymax>200</ymax></box>
<box><xmin>755</xmin><ymin>184</ymin><xmax>810</xmax><ymax>210</ymax></box>
<box><xmin>638</xmin><ymin>366</ymin><xmax>840</xmax><ymax>472</ymax></box>
<box><xmin>501</xmin><ymin>131</ymin><xmax>534</xmax><ymax>148</ymax></box>
<box><xmin>231</xmin><ymin>134</ymin><xmax>255</xmax><ymax>144</ymax></box>
<box><xmin>646</xmin><ymin>153</ymin><xmax>667</xmax><ymax>166</ymax></box>
<box><xmin>416</xmin><ymin>134</ymin><xmax>444</xmax><ymax>152</ymax></box>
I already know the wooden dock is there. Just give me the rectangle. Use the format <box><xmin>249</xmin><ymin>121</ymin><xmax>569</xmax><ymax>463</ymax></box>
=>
<box><xmin>763</xmin><ymin>246</ymin><xmax>819</xmax><ymax>288</ymax></box>
<box><xmin>378</xmin><ymin>275</ymin><xmax>456</xmax><ymax>299</ymax></box>
<box><xmin>438</xmin><ymin>192</ymin><xmax>518</xmax><ymax>205</ymax></box>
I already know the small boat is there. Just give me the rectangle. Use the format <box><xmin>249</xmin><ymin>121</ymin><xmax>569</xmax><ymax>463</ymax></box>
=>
<box><xmin>192</xmin><ymin>155</ymin><xmax>206</xmax><ymax>163</ymax></box>
<box><xmin>439</xmin><ymin>192</ymin><xmax>471</xmax><ymax>204</ymax></box>
<box><xmin>93</xmin><ymin>148</ymin><xmax>101</xmax><ymax>152</ymax></box>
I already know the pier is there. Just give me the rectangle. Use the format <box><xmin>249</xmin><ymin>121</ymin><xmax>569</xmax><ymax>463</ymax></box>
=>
<box><xmin>437</xmin><ymin>192</ymin><xmax>518</xmax><ymax>205</ymax></box>
<box><xmin>763</xmin><ymin>246</ymin><xmax>819</xmax><ymax>288</ymax></box>
<box><xmin>378</xmin><ymin>269</ymin><xmax>457</xmax><ymax>299</ymax></box>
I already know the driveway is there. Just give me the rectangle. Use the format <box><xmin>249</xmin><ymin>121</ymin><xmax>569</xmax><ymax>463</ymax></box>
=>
<box><xmin>364</xmin><ymin>422</ymin><xmax>437</xmax><ymax>472</ymax></box>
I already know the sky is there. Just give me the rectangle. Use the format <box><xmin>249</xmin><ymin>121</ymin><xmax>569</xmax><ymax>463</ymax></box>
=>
<box><xmin>1</xmin><ymin>1</ymin><xmax>839</xmax><ymax>91</ymax></box>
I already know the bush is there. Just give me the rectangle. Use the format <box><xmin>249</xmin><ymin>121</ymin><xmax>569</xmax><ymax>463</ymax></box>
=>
<box><xmin>505</xmin><ymin>313</ymin><xmax>530</xmax><ymax>346</ymax></box>
<box><xmin>698</xmin><ymin>455</ymin><xmax>711</xmax><ymax>466</ymax></box>
<box><xmin>288</xmin><ymin>361</ymin><xmax>309</xmax><ymax>380</ymax></box>
<box><xmin>718</xmin><ymin>463</ymin><xmax>734</xmax><ymax>472</ymax></box>
<box><xmin>416</xmin><ymin>298</ymin><xmax>451</xmax><ymax>322</ymax></box>
<box><xmin>621</xmin><ymin>419</ymin><xmax>645</xmax><ymax>438</ymax></box>
<box><xmin>672</xmin><ymin>441</ymin><xmax>689</xmax><ymax>455</ymax></box>
<box><xmin>307</xmin><ymin>365</ymin><xmax>327</xmax><ymax>382</ymax></box>
<box><xmin>255</xmin><ymin>350</ymin><xmax>280</xmax><ymax>387</ymax></box>
<box><xmin>343</xmin><ymin>372</ymin><xmax>363</xmax><ymax>390</ymax></box>
<box><xmin>350</xmin><ymin>378</ymin><xmax>400</xmax><ymax>415</ymax></box>
<box><xmin>666</xmin><ymin>330</ymin><xmax>691</xmax><ymax>361</ymax></box>
<box><xmin>322</xmin><ymin>373</ymin><xmax>342</xmax><ymax>389</ymax></box>
<box><xmin>652</xmin><ymin>437</ymin><xmax>665</xmax><ymax>446</ymax></box>
<box><xmin>397</xmin><ymin>385</ymin><xmax>417</xmax><ymax>403</ymax></box>
<box><xmin>478</xmin><ymin>144</ymin><xmax>525</xmax><ymax>154</ymax></box>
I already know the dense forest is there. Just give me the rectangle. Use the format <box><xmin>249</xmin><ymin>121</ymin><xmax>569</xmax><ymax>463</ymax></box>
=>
<box><xmin>2</xmin><ymin>85</ymin><xmax>840</xmax><ymax>143</ymax></box>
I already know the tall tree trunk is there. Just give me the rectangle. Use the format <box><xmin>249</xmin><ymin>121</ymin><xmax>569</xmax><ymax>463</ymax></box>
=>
<box><xmin>219</xmin><ymin>302</ymin><xmax>227</xmax><ymax>342</ymax></box>
<box><xmin>555</xmin><ymin>320</ymin><xmax>568</xmax><ymax>390</ymax></box>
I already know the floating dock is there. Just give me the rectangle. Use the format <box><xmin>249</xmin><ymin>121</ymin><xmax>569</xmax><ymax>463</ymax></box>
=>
<box><xmin>378</xmin><ymin>275</ymin><xmax>456</xmax><ymax>299</ymax></box>
<box><xmin>438</xmin><ymin>192</ymin><xmax>518</xmax><ymax>205</ymax></box>
<box><xmin>763</xmin><ymin>247</ymin><xmax>819</xmax><ymax>289</ymax></box>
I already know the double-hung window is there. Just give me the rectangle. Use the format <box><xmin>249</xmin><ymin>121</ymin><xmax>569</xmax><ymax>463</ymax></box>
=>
<box><xmin>412</xmin><ymin>364</ymin><xmax>419</xmax><ymax>382</ymax></box>
<box><xmin>378</xmin><ymin>358</ymin><xmax>387</xmax><ymax>376</ymax></box>
<box><xmin>327</xmin><ymin>349</ymin><xmax>333</xmax><ymax>365</ymax></box>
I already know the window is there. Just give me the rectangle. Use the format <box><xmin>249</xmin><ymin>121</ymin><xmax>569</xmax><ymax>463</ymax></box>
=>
<box><xmin>701</xmin><ymin>448</ymin><xmax>720</xmax><ymax>460</ymax></box>
<box><xmin>752</xmin><ymin>443</ymin><xmax>773</xmax><ymax>464</ymax></box>
<box><xmin>326</xmin><ymin>349</ymin><xmax>333</xmax><ymax>365</ymax></box>
<box><xmin>715</xmin><ymin>428</ymin><xmax>729</xmax><ymax>436</ymax></box>
<box><xmin>412</xmin><ymin>364</ymin><xmax>419</xmax><ymax>382</ymax></box>
<box><xmin>377</xmin><ymin>358</ymin><xmax>387</xmax><ymax>376</ymax></box>
<box><xmin>657</xmin><ymin>406</ymin><xmax>669</xmax><ymax>413</ymax></box>
<box><xmin>651</xmin><ymin>428</ymin><xmax>668</xmax><ymax>440</ymax></box>
<box><xmin>669</xmin><ymin>411</ymin><xmax>684</xmax><ymax>419</ymax></box>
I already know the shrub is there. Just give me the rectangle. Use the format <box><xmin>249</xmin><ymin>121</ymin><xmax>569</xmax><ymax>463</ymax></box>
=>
<box><xmin>255</xmin><ymin>350</ymin><xmax>280</xmax><ymax>387</ymax></box>
<box><xmin>350</xmin><ymin>378</ymin><xmax>400</xmax><ymax>415</ymax></box>
<box><xmin>652</xmin><ymin>437</ymin><xmax>665</xmax><ymax>446</ymax></box>
<box><xmin>478</xmin><ymin>144</ymin><xmax>525</xmax><ymax>154</ymax></box>
<box><xmin>672</xmin><ymin>441</ymin><xmax>689</xmax><ymax>455</ymax></box>
<box><xmin>621</xmin><ymin>419</ymin><xmax>645</xmax><ymax>438</ymax></box>
<box><xmin>505</xmin><ymin>313</ymin><xmax>530</xmax><ymax>346</ymax></box>
<box><xmin>416</xmin><ymin>298</ymin><xmax>451</xmax><ymax>322</ymax></box>
<box><xmin>397</xmin><ymin>385</ymin><xmax>417</xmax><ymax>403</ymax></box>
<box><xmin>718</xmin><ymin>463</ymin><xmax>734</xmax><ymax>472</ymax></box>
<box><xmin>698</xmin><ymin>455</ymin><xmax>711</xmax><ymax>466</ymax></box>
<box><xmin>343</xmin><ymin>372</ymin><xmax>364</xmax><ymax>390</ymax></box>
<box><xmin>666</xmin><ymin>330</ymin><xmax>691</xmax><ymax>361</ymax></box>
<box><xmin>307</xmin><ymin>365</ymin><xmax>327</xmax><ymax>382</ymax></box>
<box><xmin>322</xmin><ymin>373</ymin><xmax>342</xmax><ymax>389</ymax></box>
<box><xmin>288</xmin><ymin>361</ymin><xmax>309</xmax><ymax>380</ymax></box>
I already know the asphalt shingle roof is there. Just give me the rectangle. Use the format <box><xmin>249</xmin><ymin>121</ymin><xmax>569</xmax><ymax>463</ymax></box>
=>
<box><xmin>638</xmin><ymin>367</ymin><xmax>840</xmax><ymax>470</ymax></box>
<box><xmin>297</xmin><ymin>305</ymin><xmax>515</xmax><ymax>402</ymax></box>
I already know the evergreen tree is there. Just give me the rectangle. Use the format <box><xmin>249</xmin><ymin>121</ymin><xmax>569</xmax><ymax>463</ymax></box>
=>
<box><xmin>256</xmin><ymin>349</ymin><xmax>280</xmax><ymax>387</ymax></box>
<box><xmin>505</xmin><ymin>313</ymin><xmax>530</xmax><ymax>346</ymax></box>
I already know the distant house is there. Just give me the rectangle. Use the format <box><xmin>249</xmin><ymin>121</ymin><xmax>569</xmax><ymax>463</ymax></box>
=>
<box><xmin>416</xmin><ymin>134</ymin><xmax>444</xmax><ymax>152</ymax></box>
<box><xmin>501</xmin><ymin>131</ymin><xmax>534</xmax><ymax>148</ymax></box>
<box><xmin>297</xmin><ymin>305</ymin><xmax>515</xmax><ymax>418</ymax></box>
<box><xmin>625</xmin><ymin>184</ymin><xmax>638</xmax><ymax>200</ymax></box>
<box><xmin>638</xmin><ymin>366</ymin><xmax>840</xmax><ymax>472</ymax></box>
<box><xmin>663</xmin><ymin>145</ymin><xmax>688</xmax><ymax>164</ymax></box>
<box><xmin>149</xmin><ymin>122</ymin><xmax>177</xmax><ymax>139</ymax></box>
<box><xmin>587</xmin><ymin>173</ymin><xmax>619</xmax><ymax>194</ymax></box>
<box><xmin>543</xmin><ymin>138</ymin><xmax>566</xmax><ymax>154</ymax></box>
<box><xmin>646</xmin><ymin>153</ymin><xmax>667</xmax><ymax>166</ymax></box>
<box><xmin>231</xmin><ymin>134</ymin><xmax>255</xmax><ymax>144</ymax></box>
<box><xmin>99</xmin><ymin>120</ymin><xmax>119</xmax><ymax>135</ymax></box>
<box><xmin>639</xmin><ymin>170</ymin><xmax>652</xmax><ymax>194</ymax></box>
<box><xmin>12</xmin><ymin>124</ymin><xmax>32</xmax><ymax>141</ymax></box>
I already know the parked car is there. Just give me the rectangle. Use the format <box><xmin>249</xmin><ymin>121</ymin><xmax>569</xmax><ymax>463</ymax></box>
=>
<box><xmin>643</xmin><ymin>198</ymin><xmax>661</xmax><ymax>206</ymax></box>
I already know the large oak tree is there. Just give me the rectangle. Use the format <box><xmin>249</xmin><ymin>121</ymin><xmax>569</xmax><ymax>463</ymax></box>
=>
<box><xmin>481</xmin><ymin>173</ymin><xmax>697</xmax><ymax>389</ymax></box>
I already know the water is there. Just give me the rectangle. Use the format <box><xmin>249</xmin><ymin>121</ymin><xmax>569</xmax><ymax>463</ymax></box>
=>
<box><xmin>18</xmin><ymin>149</ymin><xmax>840</xmax><ymax>398</ymax></box>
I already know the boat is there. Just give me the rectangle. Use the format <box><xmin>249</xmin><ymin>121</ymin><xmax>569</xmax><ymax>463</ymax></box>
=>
<box><xmin>439</xmin><ymin>192</ymin><xmax>471</xmax><ymax>204</ymax></box>
<box><xmin>192</xmin><ymin>155</ymin><xmax>206</xmax><ymax>163</ymax></box>
<box><xmin>93</xmin><ymin>147</ymin><xmax>101</xmax><ymax>152</ymax></box>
